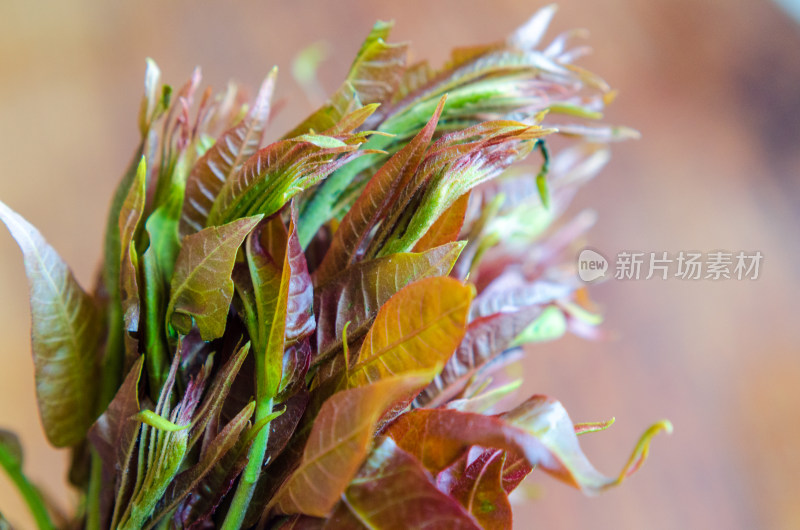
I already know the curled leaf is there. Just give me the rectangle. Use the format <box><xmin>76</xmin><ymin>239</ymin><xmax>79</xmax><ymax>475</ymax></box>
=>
<box><xmin>386</xmin><ymin>395</ymin><xmax>671</xmax><ymax>494</ymax></box>
<box><xmin>574</xmin><ymin>417</ymin><xmax>616</xmax><ymax>436</ymax></box>
<box><xmin>119</xmin><ymin>157</ymin><xmax>147</xmax><ymax>336</ymax></box>
<box><xmin>135</xmin><ymin>410</ymin><xmax>191</xmax><ymax>432</ymax></box>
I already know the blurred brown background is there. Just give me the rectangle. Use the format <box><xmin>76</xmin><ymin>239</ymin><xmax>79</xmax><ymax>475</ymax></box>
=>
<box><xmin>1</xmin><ymin>0</ymin><xmax>798</xmax><ymax>528</ymax></box>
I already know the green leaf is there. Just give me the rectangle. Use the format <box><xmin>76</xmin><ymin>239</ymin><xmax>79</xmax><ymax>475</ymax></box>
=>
<box><xmin>292</xmin><ymin>134</ymin><xmax>348</xmax><ymax>149</ymax></box>
<box><xmin>378</xmin><ymin>121</ymin><xmax>552</xmax><ymax>255</ymax></box>
<box><xmin>346</xmin><ymin>276</ymin><xmax>473</xmax><ymax>388</ymax></box>
<box><xmin>245</xmin><ymin>215</ymin><xmax>291</xmax><ymax>398</ymax></box>
<box><xmin>284</xmin><ymin>82</ymin><xmax>364</xmax><ymax>140</ymax></box>
<box><xmin>167</xmin><ymin>215</ymin><xmax>262</xmax><ymax>340</ymax></box>
<box><xmin>314</xmin><ymin>242</ymin><xmax>464</xmax><ymax>364</ymax></box>
<box><xmin>286</xmin><ymin>21</ymin><xmax>406</xmax><ymax>139</ymax></box>
<box><xmin>135</xmin><ymin>410</ymin><xmax>191</xmax><ymax>432</ymax></box>
<box><xmin>141</xmin><ymin>185</ymin><xmax>184</xmax><ymax>391</ymax></box>
<box><xmin>120</xmin><ymin>357</ymin><xmax>192</xmax><ymax>529</ymax></box>
<box><xmin>271</xmin><ymin>371</ymin><xmax>435</xmax><ymax>517</ymax></box>
<box><xmin>180</xmin><ymin>69</ymin><xmax>277</xmax><ymax>235</ymax></box>
<box><xmin>0</xmin><ymin>200</ymin><xmax>101</xmax><ymax>447</ymax></box>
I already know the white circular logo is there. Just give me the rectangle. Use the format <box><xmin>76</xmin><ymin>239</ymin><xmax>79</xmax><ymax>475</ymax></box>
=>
<box><xmin>577</xmin><ymin>249</ymin><xmax>608</xmax><ymax>282</ymax></box>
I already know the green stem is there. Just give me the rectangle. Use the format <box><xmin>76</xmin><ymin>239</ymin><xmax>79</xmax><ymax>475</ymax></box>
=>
<box><xmin>221</xmin><ymin>397</ymin><xmax>273</xmax><ymax>530</ymax></box>
<box><xmin>84</xmin><ymin>450</ymin><xmax>103</xmax><ymax>530</ymax></box>
<box><xmin>0</xmin><ymin>442</ymin><xmax>54</xmax><ymax>530</ymax></box>
<box><xmin>85</xmin><ymin>303</ymin><xmax>125</xmax><ymax>530</ymax></box>
<box><xmin>84</xmin><ymin>147</ymin><xmax>145</xmax><ymax>528</ymax></box>
<box><xmin>143</xmin><ymin>253</ymin><xmax>168</xmax><ymax>393</ymax></box>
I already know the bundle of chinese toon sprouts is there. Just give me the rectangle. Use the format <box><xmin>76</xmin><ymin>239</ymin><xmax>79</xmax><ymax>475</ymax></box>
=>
<box><xmin>0</xmin><ymin>6</ymin><xmax>670</xmax><ymax>529</ymax></box>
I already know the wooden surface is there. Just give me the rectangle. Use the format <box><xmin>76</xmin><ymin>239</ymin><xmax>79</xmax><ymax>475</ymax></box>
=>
<box><xmin>1</xmin><ymin>1</ymin><xmax>798</xmax><ymax>528</ymax></box>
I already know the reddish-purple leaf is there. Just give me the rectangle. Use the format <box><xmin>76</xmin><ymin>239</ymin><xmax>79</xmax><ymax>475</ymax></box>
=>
<box><xmin>264</xmin><ymin>392</ymin><xmax>309</xmax><ymax>466</ymax></box>
<box><xmin>87</xmin><ymin>357</ymin><xmax>144</xmax><ymax>481</ymax></box>
<box><xmin>271</xmin><ymin>372</ymin><xmax>436</xmax><ymax>517</ymax></box>
<box><xmin>436</xmin><ymin>448</ymin><xmax>512</xmax><ymax>529</ymax></box>
<box><xmin>180</xmin><ymin>70</ymin><xmax>277</xmax><ymax>235</ymax></box>
<box><xmin>284</xmin><ymin>208</ymin><xmax>315</xmax><ymax>345</ymax></box>
<box><xmin>278</xmin><ymin>340</ymin><xmax>312</xmax><ymax>400</ymax></box>
<box><xmin>313</xmin><ymin>97</ymin><xmax>444</xmax><ymax>285</ymax></box>
<box><xmin>187</xmin><ymin>342</ymin><xmax>251</xmax><ymax>450</ymax></box>
<box><xmin>314</xmin><ymin>242</ymin><xmax>464</xmax><ymax>364</ymax></box>
<box><xmin>386</xmin><ymin>396</ymin><xmax>671</xmax><ymax>494</ymax></box>
<box><xmin>324</xmin><ymin>438</ymin><xmax>480</xmax><ymax>529</ymax></box>
<box><xmin>87</xmin><ymin>357</ymin><xmax>144</xmax><ymax>528</ymax></box>
<box><xmin>416</xmin><ymin>304</ymin><xmax>544</xmax><ymax>408</ymax></box>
